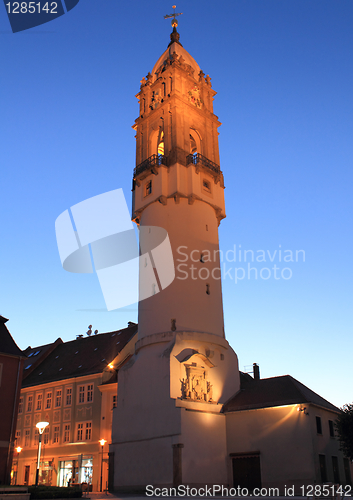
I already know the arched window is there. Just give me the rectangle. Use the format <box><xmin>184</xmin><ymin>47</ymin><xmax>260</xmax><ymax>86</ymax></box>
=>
<box><xmin>157</xmin><ymin>131</ymin><xmax>164</xmax><ymax>155</ymax></box>
<box><xmin>190</xmin><ymin>134</ymin><xmax>197</xmax><ymax>154</ymax></box>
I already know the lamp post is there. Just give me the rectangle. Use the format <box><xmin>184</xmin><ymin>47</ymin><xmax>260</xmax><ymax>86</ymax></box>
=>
<box><xmin>14</xmin><ymin>446</ymin><xmax>22</xmax><ymax>485</ymax></box>
<box><xmin>35</xmin><ymin>422</ymin><xmax>49</xmax><ymax>487</ymax></box>
<box><xmin>99</xmin><ymin>439</ymin><xmax>107</xmax><ymax>492</ymax></box>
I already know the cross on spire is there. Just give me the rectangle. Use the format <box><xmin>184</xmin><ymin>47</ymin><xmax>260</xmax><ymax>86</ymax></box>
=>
<box><xmin>164</xmin><ymin>5</ymin><xmax>183</xmax><ymax>28</ymax></box>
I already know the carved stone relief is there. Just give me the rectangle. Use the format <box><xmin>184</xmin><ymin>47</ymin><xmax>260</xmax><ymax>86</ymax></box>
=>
<box><xmin>180</xmin><ymin>363</ymin><xmax>213</xmax><ymax>403</ymax></box>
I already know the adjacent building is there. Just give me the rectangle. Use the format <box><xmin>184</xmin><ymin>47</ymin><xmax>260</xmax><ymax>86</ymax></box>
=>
<box><xmin>0</xmin><ymin>316</ymin><xmax>25</xmax><ymax>485</ymax></box>
<box><xmin>13</xmin><ymin>322</ymin><xmax>137</xmax><ymax>490</ymax></box>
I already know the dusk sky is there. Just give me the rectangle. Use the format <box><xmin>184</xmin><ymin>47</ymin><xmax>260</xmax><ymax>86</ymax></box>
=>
<box><xmin>1</xmin><ymin>0</ymin><xmax>352</xmax><ymax>408</ymax></box>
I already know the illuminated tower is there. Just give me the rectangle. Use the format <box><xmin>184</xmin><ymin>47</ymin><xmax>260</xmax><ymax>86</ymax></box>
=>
<box><xmin>111</xmin><ymin>14</ymin><xmax>240</xmax><ymax>489</ymax></box>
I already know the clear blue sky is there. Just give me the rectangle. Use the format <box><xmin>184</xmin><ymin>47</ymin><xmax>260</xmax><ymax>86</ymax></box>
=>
<box><xmin>1</xmin><ymin>0</ymin><xmax>352</xmax><ymax>408</ymax></box>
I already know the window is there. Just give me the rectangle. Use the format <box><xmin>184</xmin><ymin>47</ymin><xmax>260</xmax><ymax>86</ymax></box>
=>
<box><xmin>53</xmin><ymin>426</ymin><xmax>59</xmax><ymax>444</ymax></box>
<box><xmin>202</xmin><ymin>179</ymin><xmax>211</xmax><ymax>194</ymax></box>
<box><xmin>46</xmin><ymin>392</ymin><xmax>52</xmax><ymax>409</ymax></box>
<box><xmin>157</xmin><ymin>131</ymin><xmax>164</xmax><ymax>155</ymax></box>
<box><xmin>145</xmin><ymin>180</ymin><xmax>152</xmax><ymax>197</ymax></box>
<box><xmin>26</xmin><ymin>395</ymin><xmax>33</xmax><ymax>412</ymax></box>
<box><xmin>18</xmin><ymin>397</ymin><xmax>23</xmax><ymax>414</ymax></box>
<box><xmin>319</xmin><ymin>454</ymin><xmax>327</xmax><ymax>483</ymax></box>
<box><xmin>63</xmin><ymin>424</ymin><xmax>70</xmax><ymax>443</ymax></box>
<box><xmin>43</xmin><ymin>427</ymin><xmax>49</xmax><ymax>445</ymax></box>
<box><xmin>332</xmin><ymin>456</ymin><xmax>340</xmax><ymax>484</ymax></box>
<box><xmin>55</xmin><ymin>389</ymin><xmax>62</xmax><ymax>407</ymax></box>
<box><xmin>328</xmin><ymin>420</ymin><xmax>335</xmax><ymax>437</ymax></box>
<box><xmin>77</xmin><ymin>423</ymin><xmax>83</xmax><ymax>441</ymax></box>
<box><xmin>112</xmin><ymin>395</ymin><xmax>117</xmax><ymax>409</ymax></box>
<box><xmin>34</xmin><ymin>428</ymin><xmax>39</xmax><ymax>445</ymax></box>
<box><xmin>190</xmin><ymin>134</ymin><xmax>197</xmax><ymax>154</ymax></box>
<box><xmin>87</xmin><ymin>385</ymin><xmax>93</xmax><ymax>402</ymax></box>
<box><xmin>65</xmin><ymin>388</ymin><xmax>72</xmax><ymax>406</ymax></box>
<box><xmin>15</xmin><ymin>430</ymin><xmax>21</xmax><ymax>447</ymax></box>
<box><xmin>85</xmin><ymin>422</ymin><xmax>92</xmax><ymax>441</ymax></box>
<box><xmin>316</xmin><ymin>416</ymin><xmax>322</xmax><ymax>435</ymax></box>
<box><xmin>24</xmin><ymin>430</ymin><xmax>30</xmax><ymax>447</ymax></box>
<box><xmin>36</xmin><ymin>394</ymin><xmax>43</xmax><ymax>411</ymax></box>
<box><xmin>344</xmin><ymin>458</ymin><xmax>352</xmax><ymax>485</ymax></box>
<box><xmin>78</xmin><ymin>386</ymin><xmax>85</xmax><ymax>404</ymax></box>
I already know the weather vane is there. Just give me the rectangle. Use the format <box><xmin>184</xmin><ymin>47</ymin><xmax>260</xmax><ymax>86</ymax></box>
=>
<box><xmin>164</xmin><ymin>5</ymin><xmax>183</xmax><ymax>28</ymax></box>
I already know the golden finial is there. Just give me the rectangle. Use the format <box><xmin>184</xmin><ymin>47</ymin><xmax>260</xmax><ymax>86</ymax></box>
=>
<box><xmin>164</xmin><ymin>5</ymin><xmax>183</xmax><ymax>28</ymax></box>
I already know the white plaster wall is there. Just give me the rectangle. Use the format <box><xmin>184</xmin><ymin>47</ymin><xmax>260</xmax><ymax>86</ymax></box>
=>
<box><xmin>111</xmin><ymin>435</ymin><xmax>174</xmax><ymax>488</ymax></box>
<box><xmin>138</xmin><ymin>199</ymin><xmax>225</xmax><ymax>339</ymax></box>
<box><xmin>180</xmin><ymin>409</ymin><xmax>228</xmax><ymax>485</ymax></box>
<box><xmin>225</xmin><ymin>405</ymin><xmax>347</xmax><ymax>494</ymax></box>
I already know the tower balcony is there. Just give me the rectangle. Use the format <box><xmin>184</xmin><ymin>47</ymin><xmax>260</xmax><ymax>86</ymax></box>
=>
<box><xmin>134</xmin><ymin>154</ymin><xmax>167</xmax><ymax>178</ymax></box>
<box><xmin>186</xmin><ymin>153</ymin><xmax>220</xmax><ymax>174</ymax></box>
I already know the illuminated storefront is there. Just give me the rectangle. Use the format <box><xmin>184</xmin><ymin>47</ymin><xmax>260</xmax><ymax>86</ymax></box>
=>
<box><xmin>58</xmin><ymin>456</ymin><xmax>93</xmax><ymax>488</ymax></box>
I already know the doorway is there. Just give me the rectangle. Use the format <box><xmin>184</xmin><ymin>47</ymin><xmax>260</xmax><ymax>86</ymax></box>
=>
<box><xmin>232</xmin><ymin>454</ymin><xmax>262</xmax><ymax>492</ymax></box>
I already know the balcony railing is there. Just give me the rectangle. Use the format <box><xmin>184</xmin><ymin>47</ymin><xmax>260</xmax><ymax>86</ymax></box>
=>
<box><xmin>186</xmin><ymin>153</ymin><xmax>220</xmax><ymax>174</ymax></box>
<box><xmin>134</xmin><ymin>154</ymin><xmax>167</xmax><ymax>177</ymax></box>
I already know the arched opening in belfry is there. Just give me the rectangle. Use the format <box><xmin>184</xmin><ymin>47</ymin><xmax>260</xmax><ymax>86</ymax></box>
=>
<box><xmin>190</xmin><ymin>129</ymin><xmax>201</xmax><ymax>155</ymax></box>
<box><xmin>157</xmin><ymin>130</ymin><xmax>164</xmax><ymax>155</ymax></box>
<box><xmin>190</xmin><ymin>134</ymin><xmax>197</xmax><ymax>154</ymax></box>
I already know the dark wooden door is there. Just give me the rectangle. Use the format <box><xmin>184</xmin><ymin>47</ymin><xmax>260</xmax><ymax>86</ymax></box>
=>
<box><xmin>232</xmin><ymin>456</ymin><xmax>262</xmax><ymax>492</ymax></box>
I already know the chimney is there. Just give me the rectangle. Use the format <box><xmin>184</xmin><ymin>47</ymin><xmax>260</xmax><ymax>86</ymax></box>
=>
<box><xmin>253</xmin><ymin>363</ymin><xmax>260</xmax><ymax>380</ymax></box>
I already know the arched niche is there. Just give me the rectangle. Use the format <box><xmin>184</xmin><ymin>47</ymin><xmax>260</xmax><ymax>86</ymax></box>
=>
<box><xmin>189</xmin><ymin>128</ymin><xmax>202</xmax><ymax>155</ymax></box>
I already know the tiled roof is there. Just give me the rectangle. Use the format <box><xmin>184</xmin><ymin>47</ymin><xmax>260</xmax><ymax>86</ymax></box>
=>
<box><xmin>22</xmin><ymin>322</ymin><xmax>138</xmax><ymax>388</ymax></box>
<box><xmin>222</xmin><ymin>372</ymin><xmax>340</xmax><ymax>414</ymax></box>
<box><xmin>0</xmin><ymin>316</ymin><xmax>25</xmax><ymax>357</ymax></box>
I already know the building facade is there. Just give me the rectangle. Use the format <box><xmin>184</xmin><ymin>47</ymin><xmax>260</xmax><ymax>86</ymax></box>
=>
<box><xmin>0</xmin><ymin>316</ymin><xmax>25</xmax><ymax>485</ymax></box>
<box><xmin>109</xmin><ymin>22</ymin><xmax>352</xmax><ymax>493</ymax></box>
<box><xmin>13</xmin><ymin>322</ymin><xmax>137</xmax><ymax>490</ymax></box>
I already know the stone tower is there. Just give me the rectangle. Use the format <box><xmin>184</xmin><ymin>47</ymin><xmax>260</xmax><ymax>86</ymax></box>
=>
<box><xmin>110</xmin><ymin>23</ymin><xmax>240</xmax><ymax>489</ymax></box>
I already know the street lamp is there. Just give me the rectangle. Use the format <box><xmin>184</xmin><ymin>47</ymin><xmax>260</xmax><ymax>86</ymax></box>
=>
<box><xmin>99</xmin><ymin>439</ymin><xmax>107</xmax><ymax>492</ymax></box>
<box><xmin>35</xmin><ymin>422</ymin><xmax>49</xmax><ymax>487</ymax></box>
<box><xmin>14</xmin><ymin>447</ymin><xmax>22</xmax><ymax>485</ymax></box>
